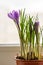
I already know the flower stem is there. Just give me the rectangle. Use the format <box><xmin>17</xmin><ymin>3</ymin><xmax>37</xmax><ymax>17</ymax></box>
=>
<box><xmin>36</xmin><ymin>33</ymin><xmax>39</xmax><ymax>59</ymax></box>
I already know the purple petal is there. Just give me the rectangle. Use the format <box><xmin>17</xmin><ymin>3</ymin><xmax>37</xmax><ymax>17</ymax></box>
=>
<box><xmin>8</xmin><ymin>12</ymin><xmax>14</xmax><ymax>20</ymax></box>
<box><xmin>8</xmin><ymin>10</ymin><xmax>19</xmax><ymax>21</ymax></box>
<box><xmin>12</xmin><ymin>10</ymin><xmax>15</xmax><ymax>18</ymax></box>
<box><xmin>34</xmin><ymin>22</ymin><xmax>39</xmax><ymax>33</ymax></box>
<box><xmin>35</xmin><ymin>22</ymin><xmax>39</xmax><ymax>26</ymax></box>
<box><xmin>13</xmin><ymin>10</ymin><xmax>19</xmax><ymax>21</ymax></box>
<box><xmin>12</xmin><ymin>10</ymin><xmax>19</xmax><ymax>24</ymax></box>
<box><xmin>8</xmin><ymin>10</ymin><xmax>20</xmax><ymax>30</ymax></box>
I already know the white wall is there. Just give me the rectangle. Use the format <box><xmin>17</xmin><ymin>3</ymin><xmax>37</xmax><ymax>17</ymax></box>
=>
<box><xmin>0</xmin><ymin>0</ymin><xmax>43</xmax><ymax>44</ymax></box>
<box><xmin>0</xmin><ymin>8</ymin><xmax>20</xmax><ymax>44</ymax></box>
<box><xmin>0</xmin><ymin>8</ymin><xmax>43</xmax><ymax>44</ymax></box>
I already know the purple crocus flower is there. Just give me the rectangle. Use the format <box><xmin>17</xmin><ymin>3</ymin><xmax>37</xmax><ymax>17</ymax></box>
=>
<box><xmin>34</xmin><ymin>22</ymin><xmax>39</xmax><ymax>34</ymax></box>
<box><xmin>8</xmin><ymin>10</ymin><xmax>20</xmax><ymax>30</ymax></box>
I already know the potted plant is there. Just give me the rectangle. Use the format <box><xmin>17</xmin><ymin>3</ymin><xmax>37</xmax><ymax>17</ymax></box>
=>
<box><xmin>7</xmin><ymin>9</ymin><xmax>43</xmax><ymax>65</ymax></box>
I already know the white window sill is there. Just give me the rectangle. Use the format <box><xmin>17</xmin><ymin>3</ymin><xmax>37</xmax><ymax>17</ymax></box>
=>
<box><xmin>0</xmin><ymin>44</ymin><xmax>20</xmax><ymax>47</ymax></box>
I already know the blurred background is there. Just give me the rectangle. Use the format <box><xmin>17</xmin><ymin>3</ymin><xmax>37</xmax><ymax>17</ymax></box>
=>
<box><xmin>0</xmin><ymin>0</ymin><xmax>43</xmax><ymax>65</ymax></box>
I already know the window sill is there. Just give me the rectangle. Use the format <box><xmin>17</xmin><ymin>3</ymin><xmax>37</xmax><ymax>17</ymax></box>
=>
<box><xmin>0</xmin><ymin>44</ymin><xmax>20</xmax><ymax>47</ymax></box>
